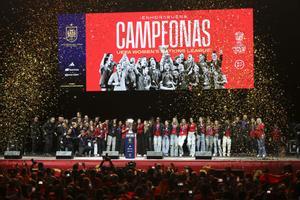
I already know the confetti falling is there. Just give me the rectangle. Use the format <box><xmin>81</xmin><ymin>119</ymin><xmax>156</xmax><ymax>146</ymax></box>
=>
<box><xmin>0</xmin><ymin>1</ymin><xmax>289</xmax><ymax>151</ymax></box>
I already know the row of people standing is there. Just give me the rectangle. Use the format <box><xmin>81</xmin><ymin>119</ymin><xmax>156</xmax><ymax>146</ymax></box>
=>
<box><xmin>30</xmin><ymin>112</ymin><xmax>282</xmax><ymax>157</ymax></box>
<box><xmin>137</xmin><ymin>116</ymin><xmax>268</xmax><ymax>157</ymax></box>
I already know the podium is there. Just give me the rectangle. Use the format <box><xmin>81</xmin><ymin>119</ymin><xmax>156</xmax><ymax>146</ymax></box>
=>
<box><xmin>125</xmin><ymin>132</ymin><xmax>136</xmax><ymax>159</ymax></box>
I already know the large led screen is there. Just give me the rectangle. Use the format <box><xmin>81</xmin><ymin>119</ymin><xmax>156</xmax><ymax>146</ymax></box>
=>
<box><xmin>58</xmin><ymin>9</ymin><xmax>253</xmax><ymax>91</ymax></box>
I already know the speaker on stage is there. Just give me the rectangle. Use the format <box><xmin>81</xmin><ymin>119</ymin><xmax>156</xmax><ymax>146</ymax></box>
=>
<box><xmin>288</xmin><ymin>140</ymin><xmax>297</xmax><ymax>154</ymax></box>
<box><xmin>56</xmin><ymin>151</ymin><xmax>73</xmax><ymax>159</ymax></box>
<box><xmin>4</xmin><ymin>151</ymin><xmax>22</xmax><ymax>159</ymax></box>
<box><xmin>146</xmin><ymin>151</ymin><xmax>163</xmax><ymax>159</ymax></box>
<box><xmin>195</xmin><ymin>151</ymin><xmax>212</xmax><ymax>159</ymax></box>
<box><xmin>101</xmin><ymin>151</ymin><xmax>120</xmax><ymax>159</ymax></box>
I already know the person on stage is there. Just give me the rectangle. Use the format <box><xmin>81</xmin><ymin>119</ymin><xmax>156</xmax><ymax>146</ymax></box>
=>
<box><xmin>187</xmin><ymin>118</ymin><xmax>196</xmax><ymax>157</ymax></box>
<box><xmin>240</xmin><ymin>115</ymin><xmax>250</xmax><ymax>154</ymax></box>
<box><xmin>142</xmin><ymin>120</ymin><xmax>150</xmax><ymax>152</ymax></box>
<box><xmin>99</xmin><ymin>53</ymin><xmax>115</xmax><ymax>91</ymax></box>
<box><xmin>205</xmin><ymin>118</ymin><xmax>214</xmax><ymax>152</ymax></box>
<box><xmin>270</xmin><ymin>124</ymin><xmax>282</xmax><ymax>157</ymax></box>
<box><xmin>153</xmin><ymin>117</ymin><xmax>163</xmax><ymax>152</ymax></box>
<box><xmin>222</xmin><ymin>120</ymin><xmax>232</xmax><ymax>157</ymax></box>
<box><xmin>249</xmin><ymin>118</ymin><xmax>257</xmax><ymax>156</ymax></box>
<box><xmin>107</xmin><ymin>119</ymin><xmax>117</xmax><ymax>152</ymax></box>
<box><xmin>71</xmin><ymin>121</ymin><xmax>80</xmax><ymax>155</ymax></box>
<box><xmin>196</xmin><ymin>117</ymin><xmax>206</xmax><ymax>152</ymax></box>
<box><xmin>170</xmin><ymin>117</ymin><xmax>179</xmax><ymax>157</ymax></box>
<box><xmin>231</xmin><ymin>116</ymin><xmax>242</xmax><ymax>155</ymax></box>
<box><xmin>121</xmin><ymin>121</ymin><xmax>130</xmax><ymax>156</ymax></box>
<box><xmin>94</xmin><ymin>123</ymin><xmax>106</xmax><ymax>156</ymax></box>
<box><xmin>178</xmin><ymin>119</ymin><xmax>188</xmax><ymax>157</ymax></box>
<box><xmin>213</xmin><ymin>120</ymin><xmax>222</xmax><ymax>156</ymax></box>
<box><xmin>88</xmin><ymin>121</ymin><xmax>98</xmax><ymax>155</ymax></box>
<box><xmin>55</xmin><ymin>116</ymin><xmax>65</xmax><ymax>151</ymax></box>
<box><xmin>162</xmin><ymin>120</ymin><xmax>171</xmax><ymax>156</ymax></box>
<box><xmin>78</xmin><ymin>128</ymin><xmax>93</xmax><ymax>156</ymax></box>
<box><xmin>293</xmin><ymin>123</ymin><xmax>300</xmax><ymax>158</ymax></box>
<box><xmin>146</xmin><ymin>119</ymin><xmax>154</xmax><ymax>151</ymax></box>
<box><xmin>256</xmin><ymin>118</ymin><xmax>267</xmax><ymax>158</ymax></box>
<box><xmin>58</xmin><ymin>121</ymin><xmax>68</xmax><ymax>151</ymax></box>
<box><xmin>116</xmin><ymin>121</ymin><xmax>123</xmax><ymax>153</ymax></box>
<box><xmin>30</xmin><ymin>116</ymin><xmax>42</xmax><ymax>155</ymax></box>
<box><xmin>75</xmin><ymin>112</ymin><xmax>82</xmax><ymax>122</ymax></box>
<box><xmin>42</xmin><ymin>117</ymin><xmax>56</xmax><ymax>156</ymax></box>
<box><xmin>62</xmin><ymin>128</ymin><xmax>73</xmax><ymax>152</ymax></box>
<box><xmin>136</xmin><ymin>119</ymin><xmax>145</xmax><ymax>156</ymax></box>
<box><xmin>83</xmin><ymin>115</ymin><xmax>89</xmax><ymax>123</ymax></box>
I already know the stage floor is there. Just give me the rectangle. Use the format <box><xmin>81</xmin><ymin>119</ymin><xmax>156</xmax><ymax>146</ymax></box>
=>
<box><xmin>1</xmin><ymin>156</ymin><xmax>300</xmax><ymax>172</ymax></box>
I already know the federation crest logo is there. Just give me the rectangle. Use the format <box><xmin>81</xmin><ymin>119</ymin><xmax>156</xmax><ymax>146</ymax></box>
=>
<box><xmin>65</xmin><ymin>24</ymin><xmax>78</xmax><ymax>42</ymax></box>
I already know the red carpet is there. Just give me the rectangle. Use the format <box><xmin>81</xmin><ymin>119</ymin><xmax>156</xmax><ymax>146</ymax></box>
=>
<box><xmin>1</xmin><ymin>157</ymin><xmax>300</xmax><ymax>173</ymax></box>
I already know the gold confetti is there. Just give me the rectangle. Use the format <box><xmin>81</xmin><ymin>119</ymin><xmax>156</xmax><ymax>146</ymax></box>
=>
<box><xmin>0</xmin><ymin>1</ymin><xmax>288</xmax><ymax>153</ymax></box>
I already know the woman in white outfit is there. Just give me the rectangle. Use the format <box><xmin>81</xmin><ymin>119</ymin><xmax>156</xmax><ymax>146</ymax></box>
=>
<box><xmin>178</xmin><ymin>119</ymin><xmax>188</xmax><ymax>157</ymax></box>
<box><xmin>170</xmin><ymin>117</ymin><xmax>179</xmax><ymax>157</ymax></box>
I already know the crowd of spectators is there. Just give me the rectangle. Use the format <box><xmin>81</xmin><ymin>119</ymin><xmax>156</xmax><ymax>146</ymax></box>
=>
<box><xmin>1</xmin><ymin>157</ymin><xmax>300</xmax><ymax>199</ymax></box>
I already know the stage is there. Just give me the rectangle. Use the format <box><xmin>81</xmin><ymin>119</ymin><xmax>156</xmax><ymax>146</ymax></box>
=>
<box><xmin>1</xmin><ymin>156</ymin><xmax>300</xmax><ymax>173</ymax></box>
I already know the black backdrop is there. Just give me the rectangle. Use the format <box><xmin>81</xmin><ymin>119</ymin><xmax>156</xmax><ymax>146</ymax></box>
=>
<box><xmin>1</xmin><ymin>0</ymin><xmax>299</xmax><ymax>122</ymax></box>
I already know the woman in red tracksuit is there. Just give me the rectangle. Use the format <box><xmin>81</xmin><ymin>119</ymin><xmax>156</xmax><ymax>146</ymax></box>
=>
<box><xmin>170</xmin><ymin>117</ymin><xmax>179</xmax><ymax>157</ymax></box>
<box><xmin>94</xmin><ymin>123</ymin><xmax>106</xmax><ymax>156</ymax></box>
<box><xmin>213</xmin><ymin>120</ymin><xmax>222</xmax><ymax>156</ymax></box>
<box><xmin>256</xmin><ymin>118</ymin><xmax>266</xmax><ymax>158</ymax></box>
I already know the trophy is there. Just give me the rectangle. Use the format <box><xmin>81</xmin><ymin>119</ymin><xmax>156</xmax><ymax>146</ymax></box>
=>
<box><xmin>159</xmin><ymin>45</ymin><xmax>169</xmax><ymax>55</ymax></box>
<box><xmin>127</xmin><ymin>118</ymin><xmax>134</xmax><ymax>132</ymax></box>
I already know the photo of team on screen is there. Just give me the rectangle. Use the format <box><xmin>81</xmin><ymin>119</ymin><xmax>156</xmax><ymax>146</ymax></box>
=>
<box><xmin>99</xmin><ymin>48</ymin><xmax>227</xmax><ymax>91</ymax></box>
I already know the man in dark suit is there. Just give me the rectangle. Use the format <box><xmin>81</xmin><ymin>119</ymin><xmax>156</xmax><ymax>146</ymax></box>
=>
<box><xmin>30</xmin><ymin>116</ymin><xmax>42</xmax><ymax>155</ymax></box>
<box><xmin>42</xmin><ymin>117</ymin><xmax>56</xmax><ymax>155</ymax></box>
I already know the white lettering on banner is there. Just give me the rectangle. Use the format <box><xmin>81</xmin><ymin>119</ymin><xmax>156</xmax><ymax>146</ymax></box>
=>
<box><xmin>116</xmin><ymin>19</ymin><xmax>211</xmax><ymax>49</ymax></box>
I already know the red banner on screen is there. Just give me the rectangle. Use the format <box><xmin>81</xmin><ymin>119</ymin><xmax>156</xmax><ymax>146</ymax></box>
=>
<box><xmin>86</xmin><ymin>9</ymin><xmax>253</xmax><ymax>91</ymax></box>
